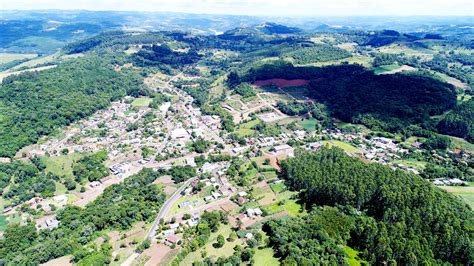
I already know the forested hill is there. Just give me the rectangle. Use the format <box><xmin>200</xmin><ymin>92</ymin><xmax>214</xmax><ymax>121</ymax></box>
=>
<box><xmin>238</xmin><ymin>62</ymin><xmax>457</xmax><ymax>134</ymax></box>
<box><xmin>0</xmin><ymin>56</ymin><xmax>144</xmax><ymax>157</ymax></box>
<box><xmin>273</xmin><ymin>147</ymin><xmax>473</xmax><ymax>264</ymax></box>
<box><xmin>437</xmin><ymin>99</ymin><xmax>474</xmax><ymax>142</ymax></box>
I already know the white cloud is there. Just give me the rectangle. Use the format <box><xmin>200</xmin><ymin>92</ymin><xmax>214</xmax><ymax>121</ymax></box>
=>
<box><xmin>1</xmin><ymin>0</ymin><xmax>473</xmax><ymax>16</ymax></box>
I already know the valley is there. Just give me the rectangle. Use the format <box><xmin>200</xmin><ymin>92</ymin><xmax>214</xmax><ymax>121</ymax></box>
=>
<box><xmin>0</xmin><ymin>9</ymin><xmax>472</xmax><ymax>266</ymax></box>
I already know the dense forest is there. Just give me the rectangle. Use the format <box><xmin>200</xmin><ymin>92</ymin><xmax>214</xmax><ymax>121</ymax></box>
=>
<box><xmin>132</xmin><ymin>44</ymin><xmax>201</xmax><ymax>68</ymax></box>
<box><xmin>237</xmin><ymin>62</ymin><xmax>457</xmax><ymax>133</ymax></box>
<box><xmin>275</xmin><ymin>147</ymin><xmax>472</xmax><ymax>264</ymax></box>
<box><xmin>0</xmin><ymin>159</ymin><xmax>58</xmax><ymax>205</ymax></box>
<box><xmin>437</xmin><ymin>99</ymin><xmax>474</xmax><ymax>142</ymax></box>
<box><xmin>0</xmin><ymin>55</ymin><xmax>144</xmax><ymax>157</ymax></box>
<box><xmin>0</xmin><ymin>168</ymin><xmax>166</xmax><ymax>264</ymax></box>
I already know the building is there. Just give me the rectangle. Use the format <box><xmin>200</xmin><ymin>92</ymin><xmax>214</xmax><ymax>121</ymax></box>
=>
<box><xmin>171</xmin><ymin>128</ymin><xmax>189</xmax><ymax>140</ymax></box>
<box><xmin>273</xmin><ymin>144</ymin><xmax>294</xmax><ymax>157</ymax></box>
<box><xmin>44</xmin><ymin>217</ymin><xmax>60</xmax><ymax>230</ymax></box>
<box><xmin>165</xmin><ymin>235</ymin><xmax>182</xmax><ymax>246</ymax></box>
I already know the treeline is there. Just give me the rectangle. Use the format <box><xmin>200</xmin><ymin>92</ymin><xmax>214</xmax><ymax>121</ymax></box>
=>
<box><xmin>277</xmin><ymin>148</ymin><xmax>473</xmax><ymax>264</ymax></box>
<box><xmin>0</xmin><ymin>55</ymin><xmax>144</xmax><ymax>157</ymax></box>
<box><xmin>437</xmin><ymin>99</ymin><xmax>474</xmax><ymax>142</ymax></box>
<box><xmin>0</xmin><ymin>159</ymin><xmax>57</xmax><ymax>205</ymax></box>
<box><xmin>0</xmin><ymin>168</ymin><xmax>166</xmax><ymax>264</ymax></box>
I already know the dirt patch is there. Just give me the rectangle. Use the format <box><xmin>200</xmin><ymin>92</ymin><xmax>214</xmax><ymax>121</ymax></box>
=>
<box><xmin>440</xmin><ymin>186</ymin><xmax>474</xmax><ymax>193</ymax></box>
<box><xmin>254</xmin><ymin>79</ymin><xmax>309</xmax><ymax>88</ymax></box>
<box><xmin>40</xmin><ymin>255</ymin><xmax>73</xmax><ymax>266</ymax></box>
<box><xmin>144</xmin><ymin>243</ymin><xmax>172</xmax><ymax>266</ymax></box>
<box><xmin>380</xmin><ymin>65</ymin><xmax>416</xmax><ymax>75</ymax></box>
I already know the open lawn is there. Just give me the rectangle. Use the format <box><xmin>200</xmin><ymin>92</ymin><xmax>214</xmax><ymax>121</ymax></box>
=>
<box><xmin>0</xmin><ymin>53</ymin><xmax>37</xmax><ymax>64</ymax></box>
<box><xmin>448</xmin><ymin>136</ymin><xmax>474</xmax><ymax>151</ymax></box>
<box><xmin>270</xmin><ymin>182</ymin><xmax>286</xmax><ymax>193</ymax></box>
<box><xmin>322</xmin><ymin>140</ymin><xmax>361</xmax><ymax>154</ymax></box>
<box><xmin>264</xmin><ymin>198</ymin><xmax>301</xmax><ymax>217</ymax></box>
<box><xmin>254</xmin><ymin>248</ymin><xmax>280</xmax><ymax>266</ymax></box>
<box><xmin>440</xmin><ymin>185</ymin><xmax>474</xmax><ymax>209</ymax></box>
<box><xmin>393</xmin><ymin>159</ymin><xmax>427</xmax><ymax>170</ymax></box>
<box><xmin>373</xmin><ymin>64</ymin><xmax>399</xmax><ymax>74</ymax></box>
<box><xmin>298</xmin><ymin>118</ymin><xmax>318</xmax><ymax>131</ymax></box>
<box><xmin>41</xmin><ymin>153</ymin><xmax>85</xmax><ymax>180</ymax></box>
<box><xmin>131</xmin><ymin>97</ymin><xmax>152</xmax><ymax>108</ymax></box>
<box><xmin>235</xmin><ymin>119</ymin><xmax>260</xmax><ymax>136</ymax></box>
<box><xmin>453</xmin><ymin>192</ymin><xmax>474</xmax><ymax>209</ymax></box>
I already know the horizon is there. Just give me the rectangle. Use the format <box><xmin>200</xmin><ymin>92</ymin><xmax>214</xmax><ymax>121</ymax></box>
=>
<box><xmin>1</xmin><ymin>0</ymin><xmax>473</xmax><ymax>16</ymax></box>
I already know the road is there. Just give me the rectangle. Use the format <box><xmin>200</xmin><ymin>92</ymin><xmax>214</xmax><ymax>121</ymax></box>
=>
<box><xmin>146</xmin><ymin>176</ymin><xmax>198</xmax><ymax>240</ymax></box>
<box><xmin>121</xmin><ymin>176</ymin><xmax>197</xmax><ymax>266</ymax></box>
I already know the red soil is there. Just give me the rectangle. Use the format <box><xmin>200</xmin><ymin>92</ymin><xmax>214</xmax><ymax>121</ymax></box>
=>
<box><xmin>254</xmin><ymin>78</ymin><xmax>309</xmax><ymax>88</ymax></box>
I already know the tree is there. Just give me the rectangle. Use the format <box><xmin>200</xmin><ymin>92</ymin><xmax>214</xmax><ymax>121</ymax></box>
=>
<box><xmin>213</xmin><ymin>235</ymin><xmax>225</xmax><ymax>248</ymax></box>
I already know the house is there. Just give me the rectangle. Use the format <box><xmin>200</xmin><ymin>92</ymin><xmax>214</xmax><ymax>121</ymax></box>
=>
<box><xmin>238</xmin><ymin>191</ymin><xmax>248</xmax><ymax>197</ymax></box>
<box><xmin>247</xmin><ymin>208</ymin><xmax>262</xmax><ymax>217</ymax></box>
<box><xmin>188</xmin><ymin>217</ymin><xmax>200</xmax><ymax>226</ymax></box>
<box><xmin>211</xmin><ymin>192</ymin><xmax>222</xmax><ymax>199</ymax></box>
<box><xmin>237</xmin><ymin>213</ymin><xmax>248</xmax><ymax>221</ymax></box>
<box><xmin>204</xmin><ymin>196</ymin><xmax>214</xmax><ymax>203</ymax></box>
<box><xmin>433</xmin><ymin>180</ymin><xmax>445</xmax><ymax>186</ymax></box>
<box><xmin>245</xmin><ymin>233</ymin><xmax>253</xmax><ymax>240</ymax></box>
<box><xmin>179</xmin><ymin>201</ymin><xmax>191</xmax><ymax>208</ymax></box>
<box><xmin>162</xmin><ymin>229</ymin><xmax>175</xmax><ymax>236</ymax></box>
<box><xmin>169</xmin><ymin>223</ymin><xmax>180</xmax><ymax>230</ymax></box>
<box><xmin>165</xmin><ymin>235</ymin><xmax>182</xmax><ymax>246</ymax></box>
<box><xmin>54</xmin><ymin>195</ymin><xmax>68</xmax><ymax>204</ymax></box>
<box><xmin>44</xmin><ymin>217</ymin><xmax>60</xmax><ymax>230</ymax></box>
<box><xmin>186</xmin><ymin>157</ymin><xmax>196</xmax><ymax>167</ymax></box>
<box><xmin>237</xmin><ymin>197</ymin><xmax>248</xmax><ymax>204</ymax></box>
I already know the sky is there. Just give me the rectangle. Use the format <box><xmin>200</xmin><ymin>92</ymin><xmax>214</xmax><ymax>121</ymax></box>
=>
<box><xmin>1</xmin><ymin>0</ymin><xmax>473</xmax><ymax>16</ymax></box>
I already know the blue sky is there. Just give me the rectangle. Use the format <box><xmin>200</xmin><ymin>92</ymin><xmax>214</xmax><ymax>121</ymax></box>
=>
<box><xmin>1</xmin><ymin>0</ymin><xmax>473</xmax><ymax>16</ymax></box>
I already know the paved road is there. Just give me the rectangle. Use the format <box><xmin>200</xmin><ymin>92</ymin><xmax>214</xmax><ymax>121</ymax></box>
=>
<box><xmin>122</xmin><ymin>176</ymin><xmax>197</xmax><ymax>266</ymax></box>
<box><xmin>146</xmin><ymin>176</ymin><xmax>198</xmax><ymax>240</ymax></box>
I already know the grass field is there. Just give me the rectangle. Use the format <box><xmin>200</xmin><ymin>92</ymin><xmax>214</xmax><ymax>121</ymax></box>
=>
<box><xmin>265</xmin><ymin>199</ymin><xmax>301</xmax><ymax>216</ymax></box>
<box><xmin>270</xmin><ymin>182</ymin><xmax>285</xmax><ymax>193</ymax></box>
<box><xmin>393</xmin><ymin>159</ymin><xmax>427</xmax><ymax>170</ymax></box>
<box><xmin>235</xmin><ymin>119</ymin><xmax>260</xmax><ymax>137</ymax></box>
<box><xmin>10</xmin><ymin>52</ymin><xmax>59</xmax><ymax>70</ymax></box>
<box><xmin>373</xmin><ymin>64</ymin><xmax>399</xmax><ymax>74</ymax></box>
<box><xmin>448</xmin><ymin>136</ymin><xmax>474</xmax><ymax>151</ymax></box>
<box><xmin>131</xmin><ymin>97</ymin><xmax>152</xmax><ymax>108</ymax></box>
<box><xmin>41</xmin><ymin>153</ymin><xmax>85</xmax><ymax>180</ymax></box>
<box><xmin>0</xmin><ymin>53</ymin><xmax>37</xmax><ymax>64</ymax></box>
<box><xmin>454</xmin><ymin>192</ymin><xmax>474</xmax><ymax>209</ymax></box>
<box><xmin>254</xmin><ymin>248</ymin><xmax>280</xmax><ymax>266</ymax></box>
<box><xmin>322</xmin><ymin>140</ymin><xmax>361</xmax><ymax>154</ymax></box>
<box><xmin>441</xmin><ymin>185</ymin><xmax>474</xmax><ymax>209</ymax></box>
<box><xmin>298</xmin><ymin>118</ymin><xmax>318</xmax><ymax>131</ymax></box>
